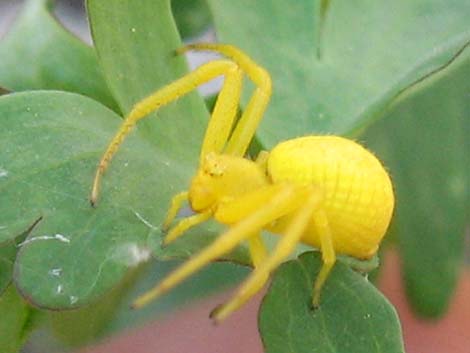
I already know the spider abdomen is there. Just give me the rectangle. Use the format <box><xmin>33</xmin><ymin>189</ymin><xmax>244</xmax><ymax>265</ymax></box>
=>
<box><xmin>267</xmin><ymin>135</ymin><xmax>394</xmax><ymax>259</ymax></box>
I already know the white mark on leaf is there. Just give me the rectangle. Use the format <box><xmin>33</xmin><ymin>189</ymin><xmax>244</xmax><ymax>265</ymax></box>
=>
<box><xmin>70</xmin><ymin>296</ymin><xmax>78</xmax><ymax>305</ymax></box>
<box><xmin>112</xmin><ymin>243</ymin><xmax>152</xmax><ymax>267</ymax></box>
<box><xmin>54</xmin><ymin>234</ymin><xmax>70</xmax><ymax>243</ymax></box>
<box><xmin>56</xmin><ymin>284</ymin><xmax>64</xmax><ymax>294</ymax></box>
<box><xmin>133</xmin><ymin>210</ymin><xmax>158</xmax><ymax>230</ymax></box>
<box><xmin>18</xmin><ymin>233</ymin><xmax>70</xmax><ymax>247</ymax></box>
<box><xmin>0</xmin><ymin>167</ymin><xmax>8</xmax><ymax>178</ymax></box>
<box><xmin>49</xmin><ymin>268</ymin><xmax>62</xmax><ymax>277</ymax></box>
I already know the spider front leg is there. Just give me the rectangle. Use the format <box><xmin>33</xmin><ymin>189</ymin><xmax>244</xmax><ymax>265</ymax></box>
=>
<box><xmin>163</xmin><ymin>210</ymin><xmax>213</xmax><ymax>245</ymax></box>
<box><xmin>162</xmin><ymin>191</ymin><xmax>189</xmax><ymax>230</ymax></box>
<box><xmin>132</xmin><ymin>184</ymin><xmax>307</xmax><ymax>310</ymax></box>
<box><xmin>91</xmin><ymin>44</ymin><xmax>273</xmax><ymax>205</ymax></box>
<box><xmin>161</xmin><ymin>190</ymin><xmax>213</xmax><ymax>245</ymax></box>
<box><xmin>179</xmin><ymin>44</ymin><xmax>273</xmax><ymax>157</ymax></box>
<box><xmin>90</xmin><ymin>58</ymin><xmax>243</xmax><ymax>205</ymax></box>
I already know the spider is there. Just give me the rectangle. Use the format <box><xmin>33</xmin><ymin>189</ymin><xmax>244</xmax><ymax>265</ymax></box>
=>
<box><xmin>90</xmin><ymin>43</ymin><xmax>394</xmax><ymax>323</ymax></box>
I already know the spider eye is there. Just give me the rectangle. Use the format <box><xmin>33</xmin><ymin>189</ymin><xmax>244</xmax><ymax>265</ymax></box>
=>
<box><xmin>202</xmin><ymin>165</ymin><xmax>223</xmax><ymax>177</ymax></box>
<box><xmin>203</xmin><ymin>153</ymin><xmax>226</xmax><ymax>177</ymax></box>
<box><xmin>208</xmin><ymin>167</ymin><xmax>224</xmax><ymax>177</ymax></box>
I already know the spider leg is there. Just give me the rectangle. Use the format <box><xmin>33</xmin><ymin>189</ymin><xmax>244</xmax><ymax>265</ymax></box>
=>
<box><xmin>248</xmin><ymin>233</ymin><xmax>268</xmax><ymax>267</ymax></box>
<box><xmin>163</xmin><ymin>210</ymin><xmax>213</xmax><ymax>245</ymax></box>
<box><xmin>208</xmin><ymin>232</ymin><xmax>269</xmax><ymax>320</ymax></box>
<box><xmin>162</xmin><ymin>191</ymin><xmax>189</xmax><ymax>231</ymax></box>
<box><xmin>211</xmin><ymin>188</ymin><xmax>322</xmax><ymax>322</ymax></box>
<box><xmin>91</xmin><ymin>59</ymin><xmax>243</xmax><ymax>205</ymax></box>
<box><xmin>131</xmin><ymin>185</ymin><xmax>303</xmax><ymax>309</ymax></box>
<box><xmin>178</xmin><ymin>44</ymin><xmax>272</xmax><ymax>157</ymax></box>
<box><xmin>311</xmin><ymin>209</ymin><xmax>336</xmax><ymax>307</ymax></box>
<box><xmin>255</xmin><ymin>150</ymin><xmax>270</xmax><ymax>170</ymax></box>
<box><xmin>199</xmin><ymin>63</ymin><xmax>242</xmax><ymax>161</ymax></box>
<box><xmin>225</xmin><ymin>83</ymin><xmax>271</xmax><ymax>156</ymax></box>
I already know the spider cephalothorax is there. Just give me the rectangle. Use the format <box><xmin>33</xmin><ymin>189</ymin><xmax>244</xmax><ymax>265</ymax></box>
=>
<box><xmin>189</xmin><ymin>152</ymin><xmax>268</xmax><ymax>213</ymax></box>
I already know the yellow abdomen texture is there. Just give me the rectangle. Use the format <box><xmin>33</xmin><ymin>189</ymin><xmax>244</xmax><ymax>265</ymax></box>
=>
<box><xmin>267</xmin><ymin>135</ymin><xmax>394</xmax><ymax>259</ymax></box>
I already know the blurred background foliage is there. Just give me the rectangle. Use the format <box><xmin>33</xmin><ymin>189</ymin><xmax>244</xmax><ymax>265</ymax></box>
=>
<box><xmin>0</xmin><ymin>0</ymin><xmax>468</xmax><ymax>352</ymax></box>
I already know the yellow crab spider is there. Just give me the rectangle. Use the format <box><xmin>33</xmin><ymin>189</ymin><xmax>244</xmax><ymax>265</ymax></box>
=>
<box><xmin>90</xmin><ymin>43</ymin><xmax>394</xmax><ymax>323</ymax></box>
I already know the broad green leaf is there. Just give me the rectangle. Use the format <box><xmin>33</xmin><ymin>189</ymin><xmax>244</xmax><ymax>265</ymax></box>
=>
<box><xmin>172</xmin><ymin>0</ymin><xmax>212</xmax><ymax>39</ymax></box>
<box><xmin>0</xmin><ymin>286</ymin><xmax>31</xmax><ymax>353</ymax></box>
<box><xmin>208</xmin><ymin>0</ymin><xmax>470</xmax><ymax>147</ymax></box>
<box><xmin>364</xmin><ymin>49</ymin><xmax>470</xmax><ymax>316</ymax></box>
<box><xmin>0</xmin><ymin>91</ymin><xmax>190</xmax><ymax>309</ymax></box>
<box><xmin>0</xmin><ymin>0</ymin><xmax>118</xmax><ymax>111</ymax></box>
<box><xmin>0</xmin><ymin>88</ymin><xmax>246</xmax><ymax>310</ymax></box>
<box><xmin>1</xmin><ymin>0</ymin><xmax>248</xmax><ymax>311</ymax></box>
<box><xmin>259</xmin><ymin>252</ymin><xmax>405</xmax><ymax>353</ymax></box>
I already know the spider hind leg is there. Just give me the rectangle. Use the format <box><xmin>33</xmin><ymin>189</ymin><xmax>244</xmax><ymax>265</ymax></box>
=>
<box><xmin>311</xmin><ymin>209</ymin><xmax>336</xmax><ymax>308</ymax></box>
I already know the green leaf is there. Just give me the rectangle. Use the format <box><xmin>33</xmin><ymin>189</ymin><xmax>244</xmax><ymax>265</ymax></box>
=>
<box><xmin>0</xmin><ymin>0</ymin><xmax>118</xmax><ymax>111</ymax></box>
<box><xmin>0</xmin><ymin>91</ymin><xmax>192</xmax><ymax>309</ymax></box>
<box><xmin>259</xmin><ymin>252</ymin><xmax>405</xmax><ymax>353</ymax></box>
<box><xmin>1</xmin><ymin>0</ymin><xmax>249</xmax><ymax>312</ymax></box>
<box><xmin>0</xmin><ymin>286</ymin><xmax>31</xmax><ymax>353</ymax></box>
<box><xmin>364</xmin><ymin>48</ymin><xmax>470</xmax><ymax>317</ymax></box>
<box><xmin>172</xmin><ymin>0</ymin><xmax>212</xmax><ymax>39</ymax></box>
<box><xmin>208</xmin><ymin>0</ymin><xmax>470</xmax><ymax>147</ymax></box>
<box><xmin>0</xmin><ymin>88</ymin><xmax>245</xmax><ymax>311</ymax></box>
